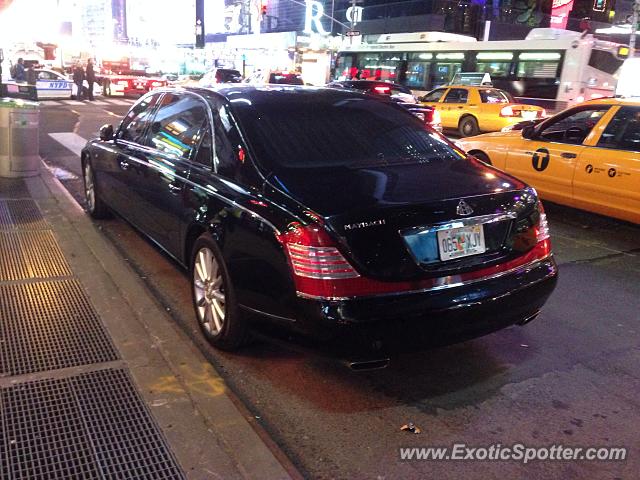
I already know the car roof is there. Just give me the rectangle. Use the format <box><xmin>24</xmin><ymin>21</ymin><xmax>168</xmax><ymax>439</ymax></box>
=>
<box><xmin>182</xmin><ymin>84</ymin><xmax>394</xmax><ymax>106</ymax></box>
<box><xmin>444</xmin><ymin>85</ymin><xmax>504</xmax><ymax>90</ymax></box>
<box><xmin>582</xmin><ymin>97</ymin><xmax>640</xmax><ymax>106</ymax></box>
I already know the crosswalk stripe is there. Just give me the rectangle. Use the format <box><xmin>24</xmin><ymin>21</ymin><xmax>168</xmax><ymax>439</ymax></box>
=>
<box><xmin>62</xmin><ymin>100</ymin><xmax>84</xmax><ymax>105</ymax></box>
<box><xmin>106</xmin><ymin>99</ymin><xmax>133</xmax><ymax>105</ymax></box>
<box><xmin>92</xmin><ymin>100</ymin><xmax>109</xmax><ymax>105</ymax></box>
<box><xmin>49</xmin><ymin>132</ymin><xmax>87</xmax><ymax>157</ymax></box>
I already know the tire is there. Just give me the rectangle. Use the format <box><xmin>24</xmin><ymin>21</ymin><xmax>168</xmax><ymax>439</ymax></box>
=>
<box><xmin>82</xmin><ymin>160</ymin><xmax>110</xmax><ymax>219</ymax></box>
<box><xmin>459</xmin><ymin>116</ymin><xmax>479</xmax><ymax>137</ymax></box>
<box><xmin>471</xmin><ymin>151</ymin><xmax>492</xmax><ymax>165</ymax></box>
<box><xmin>191</xmin><ymin>234</ymin><xmax>247</xmax><ymax>351</ymax></box>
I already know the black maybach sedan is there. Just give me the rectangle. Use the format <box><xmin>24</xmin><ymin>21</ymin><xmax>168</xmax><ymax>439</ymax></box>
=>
<box><xmin>82</xmin><ymin>85</ymin><xmax>557</xmax><ymax>364</ymax></box>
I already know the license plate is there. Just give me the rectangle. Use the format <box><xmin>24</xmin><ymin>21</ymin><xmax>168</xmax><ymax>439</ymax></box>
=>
<box><xmin>437</xmin><ymin>224</ymin><xmax>486</xmax><ymax>261</ymax></box>
<box><xmin>521</xmin><ymin>110</ymin><xmax>537</xmax><ymax>120</ymax></box>
<box><xmin>136</xmin><ymin>84</ymin><xmax>145</xmax><ymax>89</ymax></box>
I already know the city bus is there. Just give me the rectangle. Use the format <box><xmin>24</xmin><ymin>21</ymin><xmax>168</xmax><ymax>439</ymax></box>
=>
<box><xmin>333</xmin><ymin>28</ymin><xmax>629</xmax><ymax>111</ymax></box>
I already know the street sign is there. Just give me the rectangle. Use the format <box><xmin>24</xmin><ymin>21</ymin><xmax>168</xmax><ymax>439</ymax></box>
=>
<box><xmin>346</xmin><ymin>30</ymin><xmax>361</xmax><ymax>37</ymax></box>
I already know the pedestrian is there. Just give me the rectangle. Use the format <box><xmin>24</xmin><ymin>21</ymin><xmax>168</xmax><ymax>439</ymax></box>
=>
<box><xmin>14</xmin><ymin>58</ymin><xmax>26</xmax><ymax>82</ymax></box>
<box><xmin>73</xmin><ymin>62</ymin><xmax>85</xmax><ymax>100</ymax></box>
<box><xmin>86</xmin><ymin>58</ymin><xmax>96</xmax><ymax>101</ymax></box>
<box><xmin>26</xmin><ymin>64</ymin><xmax>36</xmax><ymax>85</ymax></box>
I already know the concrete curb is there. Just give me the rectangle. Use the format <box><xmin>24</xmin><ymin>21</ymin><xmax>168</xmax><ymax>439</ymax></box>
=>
<box><xmin>30</xmin><ymin>163</ymin><xmax>299</xmax><ymax>480</ymax></box>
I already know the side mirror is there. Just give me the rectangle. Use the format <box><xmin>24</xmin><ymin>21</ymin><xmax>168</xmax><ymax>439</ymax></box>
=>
<box><xmin>99</xmin><ymin>124</ymin><xmax>114</xmax><ymax>141</ymax></box>
<box><xmin>521</xmin><ymin>125</ymin><xmax>536</xmax><ymax>140</ymax></box>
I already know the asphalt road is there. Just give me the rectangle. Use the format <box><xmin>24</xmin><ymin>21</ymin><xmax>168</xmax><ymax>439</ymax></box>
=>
<box><xmin>39</xmin><ymin>98</ymin><xmax>640</xmax><ymax>479</ymax></box>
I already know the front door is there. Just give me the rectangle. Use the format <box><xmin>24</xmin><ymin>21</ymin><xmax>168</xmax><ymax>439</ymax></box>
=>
<box><xmin>137</xmin><ymin>92</ymin><xmax>210</xmax><ymax>257</ymax></box>
<box><xmin>574</xmin><ymin>106</ymin><xmax>640</xmax><ymax>223</ymax></box>
<box><xmin>505</xmin><ymin>105</ymin><xmax>610</xmax><ymax>205</ymax></box>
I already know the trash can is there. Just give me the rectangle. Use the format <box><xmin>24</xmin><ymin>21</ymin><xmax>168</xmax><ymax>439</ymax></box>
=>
<box><xmin>0</xmin><ymin>98</ymin><xmax>40</xmax><ymax>178</ymax></box>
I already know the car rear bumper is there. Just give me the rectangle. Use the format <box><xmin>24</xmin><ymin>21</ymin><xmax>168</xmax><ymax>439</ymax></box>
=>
<box><xmin>292</xmin><ymin>255</ymin><xmax>557</xmax><ymax>355</ymax></box>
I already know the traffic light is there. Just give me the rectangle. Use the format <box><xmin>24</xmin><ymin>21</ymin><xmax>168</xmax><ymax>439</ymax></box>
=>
<box><xmin>261</xmin><ymin>2</ymin><xmax>267</xmax><ymax>16</ymax></box>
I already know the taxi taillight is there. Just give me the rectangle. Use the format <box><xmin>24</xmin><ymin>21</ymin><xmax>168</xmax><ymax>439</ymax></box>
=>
<box><xmin>500</xmin><ymin>105</ymin><xmax>517</xmax><ymax>117</ymax></box>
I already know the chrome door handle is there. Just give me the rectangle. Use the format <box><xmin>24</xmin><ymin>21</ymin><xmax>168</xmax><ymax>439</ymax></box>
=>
<box><xmin>119</xmin><ymin>160</ymin><xmax>129</xmax><ymax>170</ymax></box>
<box><xmin>561</xmin><ymin>152</ymin><xmax>577</xmax><ymax>159</ymax></box>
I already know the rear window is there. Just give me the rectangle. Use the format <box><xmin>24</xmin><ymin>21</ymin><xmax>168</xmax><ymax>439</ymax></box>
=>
<box><xmin>479</xmin><ymin>89</ymin><xmax>513</xmax><ymax>103</ymax></box>
<box><xmin>232</xmin><ymin>96</ymin><xmax>464</xmax><ymax>171</ymax></box>
<box><xmin>269</xmin><ymin>73</ymin><xmax>304</xmax><ymax>85</ymax></box>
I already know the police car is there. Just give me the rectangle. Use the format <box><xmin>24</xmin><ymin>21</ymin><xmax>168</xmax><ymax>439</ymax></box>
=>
<box><xmin>34</xmin><ymin>68</ymin><xmax>101</xmax><ymax>100</ymax></box>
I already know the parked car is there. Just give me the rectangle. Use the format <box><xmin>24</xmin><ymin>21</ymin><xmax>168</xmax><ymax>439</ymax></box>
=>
<box><xmin>421</xmin><ymin>85</ymin><xmax>545</xmax><ymax>137</ymax></box>
<box><xmin>328</xmin><ymin>80</ymin><xmax>441</xmax><ymax>131</ymax></box>
<box><xmin>81</xmin><ymin>86</ymin><xmax>557</xmax><ymax>363</ymax></box>
<box><xmin>459</xmin><ymin>97</ymin><xmax>640</xmax><ymax>224</ymax></box>
<box><xmin>199</xmin><ymin>68</ymin><xmax>242</xmax><ymax>87</ymax></box>
<box><xmin>245</xmin><ymin>70</ymin><xmax>304</xmax><ymax>85</ymax></box>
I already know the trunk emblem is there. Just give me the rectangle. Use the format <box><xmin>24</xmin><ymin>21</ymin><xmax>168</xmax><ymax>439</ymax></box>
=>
<box><xmin>344</xmin><ymin>219</ymin><xmax>386</xmax><ymax>231</ymax></box>
<box><xmin>456</xmin><ymin>199</ymin><xmax>474</xmax><ymax>216</ymax></box>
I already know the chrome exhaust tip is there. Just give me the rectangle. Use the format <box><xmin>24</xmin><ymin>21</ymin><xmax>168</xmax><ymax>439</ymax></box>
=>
<box><xmin>517</xmin><ymin>310</ymin><xmax>540</xmax><ymax>326</ymax></box>
<box><xmin>345</xmin><ymin>358</ymin><xmax>390</xmax><ymax>371</ymax></box>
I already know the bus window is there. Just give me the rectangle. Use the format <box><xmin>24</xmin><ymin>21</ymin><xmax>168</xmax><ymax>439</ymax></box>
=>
<box><xmin>475</xmin><ymin>52</ymin><xmax>514</xmax><ymax>78</ymax></box>
<box><xmin>335</xmin><ymin>53</ymin><xmax>355</xmax><ymax>80</ymax></box>
<box><xmin>432</xmin><ymin>53</ymin><xmax>464</xmax><ymax>87</ymax></box>
<box><xmin>517</xmin><ymin>52</ymin><xmax>561</xmax><ymax>78</ymax></box>
<box><xmin>358</xmin><ymin>52</ymin><xmax>403</xmax><ymax>82</ymax></box>
<box><xmin>406</xmin><ymin>53</ymin><xmax>432</xmax><ymax>89</ymax></box>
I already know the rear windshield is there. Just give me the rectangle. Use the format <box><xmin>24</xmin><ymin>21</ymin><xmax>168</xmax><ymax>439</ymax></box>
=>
<box><xmin>269</xmin><ymin>73</ymin><xmax>304</xmax><ymax>85</ymax></box>
<box><xmin>232</xmin><ymin>96</ymin><xmax>464</xmax><ymax>171</ymax></box>
<box><xmin>479</xmin><ymin>89</ymin><xmax>513</xmax><ymax>103</ymax></box>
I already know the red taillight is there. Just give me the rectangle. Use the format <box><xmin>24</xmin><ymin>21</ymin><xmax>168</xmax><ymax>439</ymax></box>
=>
<box><xmin>500</xmin><ymin>105</ymin><xmax>516</xmax><ymax>117</ymax></box>
<box><xmin>374</xmin><ymin>86</ymin><xmax>390</xmax><ymax>94</ymax></box>
<box><xmin>431</xmin><ymin>109</ymin><xmax>441</xmax><ymax>127</ymax></box>
<box><xmin>540</xmin><ymin>109</ymin><xmax>546</xmax><ymax>118</ymax></box>
<box><xmin>513</xmin><ymin>200</ymin><xmax>551</xmax><ymax>255</ymax></box>
<box><xmin>278</xmin><ymin>223</ymin><xmax>360</xmax><ymax>299</ymax></box>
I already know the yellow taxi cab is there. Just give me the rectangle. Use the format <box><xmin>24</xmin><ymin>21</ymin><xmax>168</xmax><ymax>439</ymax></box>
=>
<box><xmin>458</xmin><ymin>98</ymin><xmax>640</xmax><ymax>224</ymax></box>
<box><xmin>420</xmin><ymin>86</ymin><xmax>545</xmax><ymax>137</ymax></box>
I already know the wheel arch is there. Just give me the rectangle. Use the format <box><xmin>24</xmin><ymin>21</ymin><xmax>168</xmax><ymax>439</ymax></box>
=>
<box><xmin>467</xmin><ymin>149</ymin><xmax>492</xmax><ymax>165</ymax></box>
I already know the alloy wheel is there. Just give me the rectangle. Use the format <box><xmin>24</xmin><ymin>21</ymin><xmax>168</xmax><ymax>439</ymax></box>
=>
<box><xmin>193</xmin><ymin>247</ymin><xmax>226</xmax><ymax>335</ymax></box>
<box><xmin>84</xmin><ymin>162</ymin><xmax>95</xmax><ymax>211</ymax></box>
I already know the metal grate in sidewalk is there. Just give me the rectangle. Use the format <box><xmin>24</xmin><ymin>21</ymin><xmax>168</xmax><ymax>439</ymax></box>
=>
<box><xmin>0</xmin><ymin>178</ymin><xmax>30</xmax><ymax>199</ymax></box>
<box><xmin>0</xmin><ymin>279</ymin><xmax>119</xmax><ymax>376</ymax></box>
<box><xmin>0</xmin><ymin>200</ymin><xmax>49</xmax><ymax>230</ymax></box>
<box><xmin>0</xmin><ymin>230</ymin><xmax>71</xmax><ymax>281</ymax></box>
<box><xmin>0</xmin><ymin>368</ymin><xmax>185</xmax><ymax>480</ymax></box>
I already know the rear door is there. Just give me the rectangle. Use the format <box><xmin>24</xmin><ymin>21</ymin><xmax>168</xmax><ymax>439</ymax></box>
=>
<box><xmin>573</xmin><ymin>105</ymin><xmax>640</xmax><ymax>223</ymax></box>
<box><xmin>505</xmin><ymin>105</ymin><xmax>610</xmax><ymax>205</ymax></box>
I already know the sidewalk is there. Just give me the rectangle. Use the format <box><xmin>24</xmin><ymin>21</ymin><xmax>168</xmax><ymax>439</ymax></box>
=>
<box><xmin>0</xmin><ymin>167</ymin><xmax>297</xmax><ymax>479</ymax></box>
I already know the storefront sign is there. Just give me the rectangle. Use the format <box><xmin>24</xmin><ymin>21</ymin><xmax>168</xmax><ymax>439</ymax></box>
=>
<box><xmin>550</xmin><ymin>0</ymin><xmax>575</xmax><ymax>29</ymax></box>
<box><xmin>304</xmin><ymin>0</ymin><xmax>329</xmax><ymax>35</ymax></box>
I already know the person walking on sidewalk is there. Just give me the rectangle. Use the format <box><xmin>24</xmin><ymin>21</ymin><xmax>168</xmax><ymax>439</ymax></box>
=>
<box><xmin>14</xmin><ymin>58</ymin><xmax>26</xmax><ymax>82</ymax></box>
<box><xmin>86</xmin><ymin>59</ymin><xmax>96</xmax><ymax>101</ymax></box>
<box><xmin>73</xmin><ymin>62</ymin><xmax>85</xmax><ymax>100</ymax></box>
